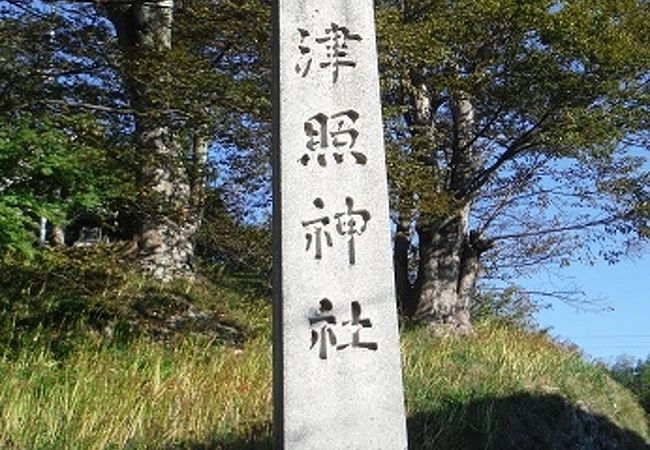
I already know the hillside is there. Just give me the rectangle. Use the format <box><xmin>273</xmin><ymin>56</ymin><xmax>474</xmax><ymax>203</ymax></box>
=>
<box><xmin>0</xmin><ymin>252</ymin><xmax>648</xmax><ymax>449</ymax></box>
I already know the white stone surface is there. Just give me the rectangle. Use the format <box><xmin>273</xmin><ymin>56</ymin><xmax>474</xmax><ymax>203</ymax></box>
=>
<box><xmin>273</xmin><ymin>1</ymin><xmax>408</xmax><ymax>449</ymax></box>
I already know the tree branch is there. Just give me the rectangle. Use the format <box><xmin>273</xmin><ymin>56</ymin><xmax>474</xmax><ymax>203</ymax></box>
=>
<box><xmin>44</xmin><ymin>99</ymin><xmax>135</xmax><ymax>114</ymax></box>
<box><xmin>457</xmin><ymin>108</ymin><xmax>555</xmax><ymax>199</ymax></box>
<box><xmin>43</xmin><ymin>99</ymin><xmax>190</xmax><ymax>118</ymax></box>
<box><xmin>490</xmin><ymin>211</ymin><xmax>634</xmax><ymax>242</ymax></box>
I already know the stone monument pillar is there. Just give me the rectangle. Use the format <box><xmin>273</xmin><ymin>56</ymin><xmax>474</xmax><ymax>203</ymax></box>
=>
<box><xmin>272</xmin><ymin>1</ymin><xmax>408</xmax><ymax>449</ymax></box>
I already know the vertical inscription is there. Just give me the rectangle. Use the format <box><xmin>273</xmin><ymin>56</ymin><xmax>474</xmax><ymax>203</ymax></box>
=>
<box><xmin>275</xmin><ymin>2</ymin><xmax>408</xmax><ymax>448</ymax></box>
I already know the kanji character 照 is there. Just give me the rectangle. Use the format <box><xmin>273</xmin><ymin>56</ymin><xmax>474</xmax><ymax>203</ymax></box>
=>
<box><xmin>300</xmin><ymin>110</ymin><xmax>366</xmax><ymax>167</ymax></box>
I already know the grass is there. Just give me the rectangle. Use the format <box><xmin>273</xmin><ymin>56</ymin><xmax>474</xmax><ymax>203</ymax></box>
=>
<box><xmin>0</xmin><ymin>319</ymin><xmax>648</xmax><ymax>449</ymax></box>
<box><xmin>0</xmin><ymin>252</ymin><xmax>647</xmax><ymax>449</ymax></box>
<box><xmin>401</xmin><ymin>324</ymin><xmax>650</xmax><ymax>449</ymax></box>
<box><xmin>0</xmin><ymin>337</ymin><xmax>272</xmax><ymax>450</ymax></box>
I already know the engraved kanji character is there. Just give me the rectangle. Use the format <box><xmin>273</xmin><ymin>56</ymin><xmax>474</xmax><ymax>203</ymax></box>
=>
<box><xmin>301</xmin><ymin>198</ymin><xmax>332</xmax><ymax>260</ymax></box>
<box><xmin>337</xmin><ymin>301</ymin><xmax>378</xmax><ymax>351</ymax></box>
<box><xmin>300</xmin><ymin>110</ymin><xmax>366</xmax><ymax>167</ymax></box>
<box><xmin>333</xmin><ymin>197</ymin><xmax>371</xmax><ymax>265</ymax></box>
<box><xmin>303</xmin><ymin>112</ymin><xmax>330</xmax><ymax>167</ymax></box>
<box><xmin>295</xmin><ymin>28</ymin><xmax>312</xmax><ymax>77</ymax></box>
<box><xmin>315</xmin><ymin>23</ymin><xmax>362</xmax><ymax>82</ymax></box>
<box><xmin>308</xmin><ymin>298</ymin><xmax>338</xmax><ymax>359</ymax></box>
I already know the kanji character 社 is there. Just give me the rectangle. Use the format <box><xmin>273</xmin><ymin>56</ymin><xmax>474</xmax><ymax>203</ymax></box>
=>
<box><xmin>308</xmin><ymin>298</ymin><xmax>338</xmax><ymax>359</ymax></box>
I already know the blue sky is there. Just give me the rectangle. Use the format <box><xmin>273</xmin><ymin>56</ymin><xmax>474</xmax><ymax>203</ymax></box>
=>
<box><xmin>525</xmin><ymin>251</ymin><xmax>650</xmax><ymax>364</ymax></box>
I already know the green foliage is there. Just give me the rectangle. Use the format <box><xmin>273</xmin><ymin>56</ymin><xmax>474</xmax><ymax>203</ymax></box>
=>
<box><xmin>471</xmin><ymin>287</ymin><xmax>541</xmax><ymax>330</ymax></box>
<box><xmin>0</xmin><ymin>115</ymin><xmax>134</xmax><ymax>255</ymax></box>
<box><xmin>196</xmin><ymin>190</ymin><xmax>272</xmax><ymax>284</ymax></box>
<box><xmin>1</xmin><ymin>1</ymin><xmax>273</xmax><ymax>273</ymax></box>
<box><xmin>0</xmin><ymin>247</ymin><xmax>134</xmax><ymax>356</ymax></box>
<box><xmin>609</xmin><ymin>355</ymin><xmax>650</xmax><ymax>414</ymax></box>
<box><xmin>377</xmin><ymin>0</ymin><xmax>649</xmax><ymax>279</ymax></box>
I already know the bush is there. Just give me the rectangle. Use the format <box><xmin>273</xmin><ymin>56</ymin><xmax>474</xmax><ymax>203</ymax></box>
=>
<box><xmin>609</xmin><ymin>355</ymin><xmax>650</xmax><ymax>414</ymax></box>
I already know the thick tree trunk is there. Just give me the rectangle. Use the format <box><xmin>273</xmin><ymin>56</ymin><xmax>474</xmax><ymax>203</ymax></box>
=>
<box><xmin>413</xmin><ymin>224</ymin><xmax>493</xmax><ymax>333</ymax></box>
<box><xmin>136</xmin><ymin>117</ymin><xmax>195</xmax><ymax>279</ymax></box>
<box><xmin>410</xmin><ymin>92</ymin><xmax>483</xmax><ymax>333</ymax></box>
<box><xmin>413</xmin><ymin>207</ymin><xmax>473</xmax><ymax>333</ymax></box>
<box><xmin>105</xmin><ymin>0</ymin><xmax>195</xmax><ymax>280</ymax></box>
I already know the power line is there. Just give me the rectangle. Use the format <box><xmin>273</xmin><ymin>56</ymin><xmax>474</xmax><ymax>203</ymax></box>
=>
<box><xmin>564</xmin><ymin>335</ymin><xmax>650</xmax><ymax>339</ymax></box>
<box><xmin>586</xmin><ymin>346</ymin><xmax>650</xmax><ymax>350</ymax></box>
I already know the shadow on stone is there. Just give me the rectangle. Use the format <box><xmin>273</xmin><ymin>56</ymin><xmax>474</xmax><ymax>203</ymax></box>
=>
<box><xmin>407</xmin><ymin>392</ymin><xmax>650</xmax><ymax>450</ymax></box>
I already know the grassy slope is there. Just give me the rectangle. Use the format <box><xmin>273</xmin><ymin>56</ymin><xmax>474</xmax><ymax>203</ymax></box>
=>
<box><xmin>0</xmin><ymin>270</ymin><xmax>648</xmax><ymax>449</ymax></box>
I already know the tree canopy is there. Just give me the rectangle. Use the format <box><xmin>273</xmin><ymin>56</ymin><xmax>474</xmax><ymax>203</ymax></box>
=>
<box><xmin>0</xmin><ymin>0</ymin><xmax>647</xmax><ymax>330</ymax></box>
<box><xmin>377</xmin><ymin>0</ymin><xmax>649</xmax><ymax>329</ymax></box>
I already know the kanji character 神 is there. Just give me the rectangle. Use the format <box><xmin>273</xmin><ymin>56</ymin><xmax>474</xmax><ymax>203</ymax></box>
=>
<box><xmin>334</xmin><ymin>197</ymin><xmax>371</xmax><ymax>265</ymax></box>
<box><xmin>301</xmin><ymin>198</ymin><xmax>333</xmax><ymax>260</ymax></box>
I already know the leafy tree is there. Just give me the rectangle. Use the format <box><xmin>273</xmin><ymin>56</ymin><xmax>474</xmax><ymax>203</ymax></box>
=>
<box><xmin>3</xmin><ymin>0</ymin><xmax>648</xmax><ymax>329</ymax></box>
<box><xmin>0</xmin><ymin>114</ymin><xmax>132</xmax><ymax>255</ymax></box>
<box><xmin>377</xmin><ymin>0</ymin><xmax>649</xmax><ymax>332</ymax></box>
<box><xmin>196</xmin><ymin>189</ymin><xmax>272</xmax><ymax>281</ymax></box>
<box><xmin>609</xmin><ymin>355</ymin><xmax>650</xmax><ymax>413</ymax></box>
<box><xmin>1</xmin><ymin>0</ymin><xmax>271</xmax><ymax>278</ymax></box>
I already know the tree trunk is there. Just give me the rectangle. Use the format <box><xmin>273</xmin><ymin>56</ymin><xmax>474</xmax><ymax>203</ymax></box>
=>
<box><xmin>51</xmin><ymin>224</ymin><xmax>65</xmax><ymax>247</ymax></box>
<box><xmin>394</xmin><ymin>218</ymin><xmax>413</xmax><ymax>315</ymax></box>
<box><xmin>413</xmin><ymin>207</ymin><xmax>472</xmax><ymax>333</ymax></box>
<box><xmin>39</xmin><ymin>217</ymin><xmax>47</xmax><ymax>246</ymax></box>
<box><xmin>104</xmin><ymin>0</ymin><xmax>195</xmax><ymax>280</ymax></box>
<box><xmin>411</xmin><ymin>92</ymin><xmax>483</xmax><ymax>333</ymax></box>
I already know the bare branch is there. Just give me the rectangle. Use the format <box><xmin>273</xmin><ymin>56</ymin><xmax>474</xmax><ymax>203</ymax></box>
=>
<box><xmin>44</xmin><ymin>99</ymin><xmax>135</xmax><ymax>114</ymax></box>
<box><xmin>43</xmin><ymin>99</ymin><xmax>190</xmax><ymax>118</ymax></box>
<box><xmin>457</xmin><ymin>108</ymin><xmax>555</xmax><ymax>199</ymax></box>
<box><xmin>490</xmin><ymin>212</ymin><xmax>634</xmax><ymax>242</ymax></box>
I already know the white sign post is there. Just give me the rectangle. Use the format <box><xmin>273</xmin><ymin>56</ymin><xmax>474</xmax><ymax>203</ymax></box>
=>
<box><xmin>272</xmin><ymin>1</ymin><xmax>408</xmax><ymax>449</ymax></box>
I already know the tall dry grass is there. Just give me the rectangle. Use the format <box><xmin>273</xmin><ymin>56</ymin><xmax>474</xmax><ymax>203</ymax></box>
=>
<box><xmin>0</xmin><ymin>322</ymin><xmax>648</xmax><ymax>449</ymax></box>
